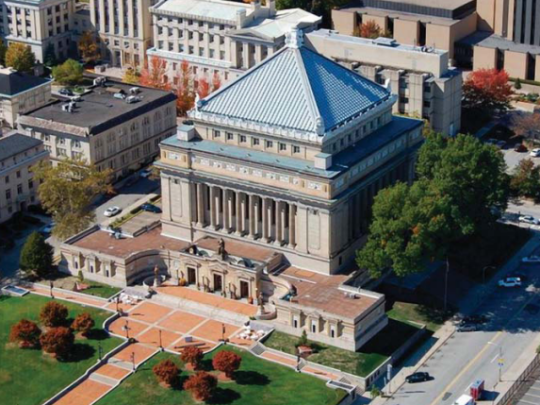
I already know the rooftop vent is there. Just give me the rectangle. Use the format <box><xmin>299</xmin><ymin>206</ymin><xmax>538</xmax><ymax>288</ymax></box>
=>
<box><xmin>126</xmin><ymin>95</ymin><xmax>141</xmax><ymax>104</ymax></box>
<box><xmin>93</xmin><ymin>76</ymin><xmax>106</xmax><ymax>86</ymax></box>
<box><xmin>129</xmin><ymin>87</ymin><xmax>140</xmax><ymax>94</ymax></box>
<box><xmin>61</xmin><ymin>102</ymin><xmax>76</xmax><ymax>113</ymax></box>
<box><xmin>373</xmin><ymin>37</ymin><xmax>397</xmax><ymax>47</ymax></box>
<box><xmin>114</xmin><ymin>92</ymin><xmax>126</xmax><ymax>100</ymax></box>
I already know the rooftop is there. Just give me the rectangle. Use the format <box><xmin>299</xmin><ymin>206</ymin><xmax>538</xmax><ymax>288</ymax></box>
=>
<box><xmin>458</xmin><ymin>32</ymin><xmax>540</xmax><ymax>56</ymax></box>
<box><xmin>153</xmin><ymin>0</ymin><xmax>253</xmax><ymax>22</ymax></box>
<box><xmin>161</xmin><ymin>115</ymin><xmax>422</xmax><ymax>179</ymax></box>
<box><xmin>0</xmin><ymin>67</ymin><xmax>51</xmax><ymax>97</ymax></box>
<box><xmin>192</xmin><ymin>32</ymin><xmax>390</xmax><ymax>140</ymax></box>
<box><xmin>278</xmin><ymin>266</ymin><xmax>380</xmax><ymax>320</ymax></box>
<box><xmin>0</xmin><ymin>133</ymin><xmax>43</xmax><ymax>161</ymax></box>
<box><xmin>19</xmin><ymin>80</ymin><xmax>176</xmax><ymax>136</ymax></box>
<box><xmin>195</xmin><ymin>236</ymin><xmax>277</xmax><ymax>262</ymax></box>
<box><xmin>340</xmin><ymin>0</ymin><xmax>475</xmax><ymax>19</ymax></box>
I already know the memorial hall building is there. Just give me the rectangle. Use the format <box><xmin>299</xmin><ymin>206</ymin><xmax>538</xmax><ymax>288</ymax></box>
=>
<box><xmin>60</xmin><ymin>31</ymin><xmax>423</xmax><ymax>351</ymax></box>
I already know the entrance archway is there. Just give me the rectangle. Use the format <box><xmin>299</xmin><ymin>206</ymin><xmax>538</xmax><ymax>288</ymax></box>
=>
<box><xmin>213</xmin><ymin>274</ymin><xmax>223</xmax><ymax>292</ymax></box>
<box><xmin>240</xmin><ymin>280</ymin><xmax>249</xmax><ymax>299</ymax></box>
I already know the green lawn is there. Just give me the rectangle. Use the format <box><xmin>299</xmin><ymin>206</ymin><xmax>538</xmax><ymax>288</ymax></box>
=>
<box><xmin>388</xmin><ymin>301</ymin><xmax>446</xmax><ymax>333</ymax></box>
<box><xmin>96</xmin><ymin>346</ymin><xmax>346</xmax><ymax>405</ymax></box>
<box><xmin>37</xmin><ymin>274</ymin><xmax>122</xmax><ymax>299</ymax></box>
<box><xmin>0</xmin><ymin>295</ymin><xmax>122</xmax><ymax>405</ymax></box>
<box><xmin>81</xmin><ymin>281</ymin><xmax>122</xmax><ymax>299</ymax></box>
<box><xmin>264</xmin><ymin>319</ymin><xmax>421</xmax><ymax>377</ymax></box>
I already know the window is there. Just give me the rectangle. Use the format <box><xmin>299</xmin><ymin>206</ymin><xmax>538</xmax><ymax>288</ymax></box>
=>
<box><xmin>311</xmin><ymin>322</ymin><xmax>317</xmax><ymax>333</ymax></box>
<box><xmin>5</xmin><ymin>189</ymin><xmax>11</xmax><ymax>200</ymax></box>
<box><xmin>213</xmin><ymin>130</ymin><xmax>221</xmax><ymax>138</ymax></box>
<box><xmin>17</xmin><ymin>184</ymin><xmax>22</xmax><ymax>195</ymax></box>
<box><xmin>226</xmin><ymin>132</ymin><xmax>233</xmax><ymax>140</ymax></box>
<box><xmin>5</xmin><ymin>175</ymin><xmax>9</xmax><ymax>184</ymax></box>
<box><xmin>252</xmin><ymin>138</ymin><xmax>259</xmax><ymax>146</ymax></box>
<box><xmin>28</xmin><ymin>180</ymin><xmax>33</xmax><ymax>189</ymax></box>
<box><xmin>240</xmin><ymin>135</ymin><xmax>246</xmax><ymax>143</ymax></box>
<box><xmin>266</xmin><ymin>140</ymin><xmax>273</xmax><ymax>148</ymax></box>
<box><xmin>423</xmin><ymin>101</ymin><xmax>431</xmax><ymax>108</ymax></box>
<box><xmin>279</xmin><ymin>143</ymin><xmax>287</xmax><ymax>151</ymax></box>
<box><xmin>293</xmin><ymin>317</ymin><xmax>298</xmax><ymax>328</ymax></box>
<box><xmin>293</xmin><ymin>145</ymin><xmax>300</xmax><ymax>154</ymax></box>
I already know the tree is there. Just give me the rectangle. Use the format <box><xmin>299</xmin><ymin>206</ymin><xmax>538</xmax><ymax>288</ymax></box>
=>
<box><xmin>43</xmin><ymin>43</ymin><xmax>58</xmax><ymax>68</ymax></box>
<box><xmin>181</xmin><ymin>346</ymin><xmax>203</xmax><ymax>370</ymax></box>
<box><xmin>197</xmin><ymin>77</ymin><xmax>211</xmax><ymax>99</ymax></box>
<box><xmin>52</xmin><ymin>59</ymin><xmax>83</xmax><ymax>86</ymax></box>
<box><xmin>211</xmin><ymin>71</ymin><xmax>222</xmax><ymax>92</ymax></box>
<box><xmin>0</xmin><ymin>38</ymin><xmax>7</xmax><ymax>66</ymax></box>
<box><xmin>462</xmin><ymin>68</ymin><xmax>512</xmax><ymax>117</ymax></box>
<box><xmin>19</xmin><ymin>231</ymin><xmax>54</xmax><ymax>278</ymax></box>
<box><xmin>296</xmin><ymin>330</ymin><xmax>308</xmax><ymax>347</ymax></box>
<box><xmin>417</xmin><ymin>133</ymin><xmax>510</xmax><ymax>236</ymax></box>
<box><xmin>122</xmin><ymin>68</ymin><xmax>140</xmax><ymax>85</ymax></box>
<box><xmin>511</xmin><ymin>113</ymin><xmax>540</xmax><ymax>143</ymax></box>
<box><xmin>39</xmin><ymin>301</ymin><xmax>68</xmax><ymax>327</ymax></box>
<box><xmin>139</xmin><ymin>56</ymin><xmax>170</xmax><ymax>91</ymax></box>
<box><xmin>175</xmin><ymin>60</ymin><xmax>195</xmax><ymax>116</ymax></box>
<box><xmin>212</xmin><ymin>350</ymin><xmax>242</xmax><ymax>379</ymax></box>
<box><xmin>40</xmin><ymin>327</ymin><xmax>74</xmax><ymax>359</ymax></box>
<box><xmin>78</xmin><ymin>31</ymin><xmax>99</xmax><ymax>63</ymax></box>
<box><xmin>183</xmin><ymin>372</ymin><xmax>217</xmax><ymax>402</ymax></box>
<box><xmin>510</xmin><ymin>159</ymin><xmax>540</xmax><ymax>200</ymax></box>
<box><xmin>5</xmin><ymin>43</ymin><xmax>36</xmax><ymax>73</ymax></box>
<box><xmin>152</xmin><ymin>359</ymin><xmax>179</xmax><ymax>386</ymax></box>
<box><xmin>515</xmin><ymin>78</ymin><xmax>522</xmax><ymax>90</ymax></box>
<box><xmin>32</xmin><ymin>158</ymin><xmax>113</xmax><ymax>239</ymax></box>
<box><xmin>71</xmin><ymin>313</ymin><xmax>95</xmax><ymax>337</ymax></box>
<box><xmin>356</xmin><ymin>20</ymin><xmax>382</xmax><ymax>39</ymax></box>
<box><xmin>370</xmin><ymin>386</ymin><xmax>381</xmax><ymax>399</ymax></box>
<box><xmin>9</xmin><ymin>319</ymin><xmax>41</xmax><ymax>348</ymax></box>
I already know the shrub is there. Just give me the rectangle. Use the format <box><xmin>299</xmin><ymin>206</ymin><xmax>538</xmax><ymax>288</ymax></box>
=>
<box><xmin>370</xmin><ymin>385</ymin><xmax>381</xmax><ymax>399</ymax></box>
<box><xmin>181</xmin><ymin>346</ymin><xmax>203</xmax><ymax>370</ymax></box>
<box><xmin>39</xmin><ymin>301</ymin><xmax>68</xmax><ymax>327</ymax></box>
<box><xmin>212</xmin><ymin>350</ymin><xmax>242</xmax><ymax>379</ymax></box>
<box><xmin>153</xmin><ymin>359</ymin><xmax>179</xmax><ymax>386</ymax></box>
<box><xmin>515</xmin><ymin>78</ymin><xmax>522</xmax><ymax>89</ymax></box>
<box><xmin>296</xmin><ymin>330</ymin><xmax>308</xmax><ymax>348</ymax></box>
<box><xmin>78</xmin><ymin>270</ymin><xmax>84</xmax><ymax>283</ymax></box>
<box><xmin>9</xmin><ymin>319</ymin><xmax>41</xmax><ymax>348</ymax></box>
<box><xmin>71</xmin><ymin>313</ymin><xmax>95</xmax><ymax>336</ymax></box>
<box><xmin>19</xmin><ymin>231</ymin><xmax>54</xmax><ymax>278</ymax></box>
<box><xmin>183</xmin><ymin>372</ymin><xmax>217</xmax><ymax>402</ymax></box>
<box><xmin>40</xmin><ymin>327</ymin><xmax>74</xmax><ymax>359</ymax></box>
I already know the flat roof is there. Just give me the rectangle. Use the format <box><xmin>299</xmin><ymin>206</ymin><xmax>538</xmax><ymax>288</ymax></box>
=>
<box><xmin>195</xmin><ymin>236</ymin><xmax>276</xmax><ymax>262</ymax></box>
<box><xmin>235</xmin><ymin>9</ymin><xmax>321</xmax><ymax>39</ymax></box>
<box><xmin>0</xmin><ymin>68</ymin><xmax>51</xmax><ymax>97</ymax></box>
<box><xmin>20</xmin><ymin>81</ymin><xmax>176</xmax><ymax>135</ymax></box>
<box><xmin>459</xmin><ymin>32</ymin><xmax>540</xmax><ymax>56</ymax></box>
<box><xmin>0</xmin><ymin>133</ymin><xmax>42</xmax><ymax>161</ymax></box>
<box><xmin>161</xmin><ymin>115</ymin><xmax>422</xmax><ymax>179</ymax></box>
<box><xmin>154</xmin><ymin>0</ymin><xmax>253</xmax><ymax>21</ymax></box>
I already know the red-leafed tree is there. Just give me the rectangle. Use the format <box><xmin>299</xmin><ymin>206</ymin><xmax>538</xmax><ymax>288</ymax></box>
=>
<box><xmin>139</xmin><ymin>56</ymin><xmax>171</xmax><ymax>91</ymax></box>
<box><xmin>212</xmin><ymin>71</ymin><xmax>222</xmax><ymax>92</ymax></box>
<box><xmin>356</xmin><ymin>20</ymin><xmax>382</xmax><ymax>39</ymax></box>
<box><xmin>71</xmin><ymin>313</ymin><xmax>95</xmax><ymax>337</ymax></box>
<box><xmin>153</xmin><ymin>359</ymin><xmax>179</xmax><ymax>387</ymax></box>
<box><xmin>39</xmin><ymin>301</ymin><xmax>68</xmax><ymax>327</ymax></box>
<box><xmin>197</xmin><ymin>77</ymin><xmax>211</xmax><ymax>99</ymax></box>
<box><xmin>180</xmin><ymin>346</ymin><xmax>203</xmax><ymax>370</ymax></box>
<box><xmin>9</xmin><ymin>319</ymin><xmax>41</xmax><ymax>348</ymax></box>
<box><xmin>463</xmin><ymin>68</ymin><xmax>513</xmax><ymax>115</ymax></box>
<box><xmin>212</xmin><ymin>350</ymin><xmax>242</xmax><ymax>379</ymax></box>
<box><xmin>175</xmin><ymin>60</ymin><xmax>195</xmax><ymax>116</ymax></box>
<box><xmin>40</xmin><ymin>327</ymin><xmax>74</xmax><ymax>359</ymax></box>
<box><xmin>183</xmin><ymin>372</ymin><xmax>217</xmax><ymax>402</ymax></box>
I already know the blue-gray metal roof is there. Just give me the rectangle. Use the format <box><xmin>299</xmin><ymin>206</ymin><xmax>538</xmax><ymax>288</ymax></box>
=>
<box><xmin>0</xmin><ymin>133</ymin><xmax>42</xmax><ymax>161</ymax></box>
<box><xmin>162</xmin><ymin>115</ymin><xmax>421</xmax><ymax>179</ymax></box>
<box><xmin>197</xmin><ymin>45</ymin><xmax>390</xmax><ymax>135</ymax></box>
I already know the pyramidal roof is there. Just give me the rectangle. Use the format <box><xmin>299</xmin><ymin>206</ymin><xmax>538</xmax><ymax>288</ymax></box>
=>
<box><xmin>192</xmin><ymin>30</ymin><xmax>391</xmax><ymax>139</ymax></box>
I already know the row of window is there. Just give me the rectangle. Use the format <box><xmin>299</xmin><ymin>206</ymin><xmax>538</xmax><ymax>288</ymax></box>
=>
<box><xmin>0</xmin><ymin>147</ymin><xmax>40</xmax><ymax>170</ymax></box>
<box><xmin>212</xmin><ymin>130</ymin><xmax>302</xmax><ymax>154</ymax></box>
<box><xmin>3</xmin><ymin>179</ymin><xmax>34</xmax><ymax>200</ymax></box>
<box><xmin>157</xmin><ymin>16</ymin><xmax>228</xmax><ymax>32</ymax></box>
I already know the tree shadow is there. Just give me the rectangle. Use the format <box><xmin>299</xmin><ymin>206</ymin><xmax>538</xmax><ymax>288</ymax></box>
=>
<box><xmin>208</xmin><ymin>387</ymin><xmax>241</xmax><ymax>405</ymax></box>
<box><xmin>62</xmin><ymin>343</ymin><xmax>96</xmax><ymax>363</ymax></box>
<box><xmin>199</xmin><ymin>359</ymin><xmax>214</xmax><ymax>372</ymax></box>
<box><xmin>85</xmin><ymin>329</ymin><xmax>109</xmax><ymax>341</ymax></box>
<box><xmin>234</xmin><ymin>370</ymin><xmax>270</xmax><ymax>386</ymax></box>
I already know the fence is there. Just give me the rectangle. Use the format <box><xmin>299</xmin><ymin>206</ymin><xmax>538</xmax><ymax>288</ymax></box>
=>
<box><xmin>497</xmin><ymin>354</ymin><xmax>540</xmax><ymax>405</ymax></box>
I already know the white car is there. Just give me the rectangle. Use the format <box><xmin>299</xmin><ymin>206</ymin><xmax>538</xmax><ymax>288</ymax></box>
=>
<box><xmin>104</xmin><ymin>206</ymin><xmax>121</xmax><ymax>217</ymax></box>
<box><xmin>519</xmin><ymin>215</ymin><xmax>539</xmax><ymax>225</ymax></box>
<box><xmin>522</xmin><ymin>255</ymin><xmax>540</xmax><ymax>263</ymax></box>
<box><xmin>530</xmin><ymin>148</ymin><xmax>540</xmax><ymax>157</ymax></box>
<box><xmin>498</xmin><ymin>277</ymin><xmax>522</xmax><ymax>288</ymax></box>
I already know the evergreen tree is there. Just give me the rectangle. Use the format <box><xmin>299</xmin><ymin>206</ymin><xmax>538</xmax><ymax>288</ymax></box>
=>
<box><xmin>20</xmin><ymin>232</ymin><xmax>53</xmax><ymax>278</ymax></box>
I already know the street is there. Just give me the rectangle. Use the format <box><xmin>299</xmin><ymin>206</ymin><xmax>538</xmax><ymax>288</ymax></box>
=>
<box><xmin>383</xmin><ymin>249</ymin><xmax>540</xmax><ymax>405</ymax></box>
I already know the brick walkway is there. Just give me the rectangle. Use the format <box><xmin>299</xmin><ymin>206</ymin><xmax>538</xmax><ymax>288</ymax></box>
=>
<box><xmin>27</xmin><ymin>284</ymin><xmax>111</xmax><ymax>309</ymax></box>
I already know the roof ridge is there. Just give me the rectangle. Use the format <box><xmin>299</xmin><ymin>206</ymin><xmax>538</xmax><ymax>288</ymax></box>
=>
<box><xmin>294</xmin><ymin>47</ymin><xmax>324</xmax><ymax>135</ymax></box>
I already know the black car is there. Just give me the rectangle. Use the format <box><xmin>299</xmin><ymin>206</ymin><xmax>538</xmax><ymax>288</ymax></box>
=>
<box><xmin>463</xmin><ymin>314</ymin><xmax>488</xmax><ymax>325</ymax></box>
<box><xmin>59</xmin><ymin>88</ymin><xmax>73</xmax><ymax>96</ymax></box>
<box><xmin>405</xmin><ymin>372</ymin><xmax>431</xmax><ymax>383</ymax></box>
<box><xmin>457</xmin><ymin>321</ymin><xmax>478</xmax><ymax>332</ymax></box>
<box><xmin>141</xmin><ymin>203</ymin><xmax>162</xmax><ymax>214</ymax></box>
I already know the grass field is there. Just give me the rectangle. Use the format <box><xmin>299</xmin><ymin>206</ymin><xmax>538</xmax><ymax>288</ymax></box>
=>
<box><xmin>37</xmin><ymin>275</ymin><xmax>122</xmax><ymax>299</ymax></box>
<box><xmin>96</xmin><ymin>346</ymin><xmax>346</xmax><ymax>405</ymax></box>
<box><xmin>388</xmin><ymin>301</ymin><xmax>446</xmax><ymax>333</ymax></box>
<box><xmin>263</xmin><ymin>319</ymin><xmax>421</xmax><ymax>377</ymax></box>
<box><xmin>0</xmin><ymin>294</ymin><xmax>122</xmax><ymax>405</ymax></box>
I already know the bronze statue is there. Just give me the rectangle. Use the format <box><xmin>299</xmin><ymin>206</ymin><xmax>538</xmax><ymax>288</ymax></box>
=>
<box><xmin>217</xmin><ymin>238</ymin><xmax>228</xmax><ymax>260</ymax></box>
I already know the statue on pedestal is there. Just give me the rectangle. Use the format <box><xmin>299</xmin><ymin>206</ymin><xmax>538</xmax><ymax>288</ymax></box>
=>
<box><xmin>217</xmin><ymin>238</ymin><xmax>228</xmax><ymax>260</ymax></box>
<box><xmin>153</xmin><ymin>265</ymin><xmax>161</xmax><ymax>287</ymax></box>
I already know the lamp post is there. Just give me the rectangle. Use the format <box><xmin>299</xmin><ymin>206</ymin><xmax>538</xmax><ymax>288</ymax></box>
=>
<box><xmin>159</xmin><ymin>329</ymin><xmax>163</xmax><ymax>351</ymax></box>
<box><xmin>122</xmin><ymin>319</ymin><xmax>130</xmax><ymax>339</ymax></box>
<box><xmin>130</xmin><ymin>352</ymin><xmax>135</xmax><ymax>371</ymax></box>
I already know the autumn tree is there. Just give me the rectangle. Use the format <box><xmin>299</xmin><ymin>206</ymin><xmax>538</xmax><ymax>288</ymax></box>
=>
<box><xmin>175</xmin><ymin>60</ymin><xmax>195</xmax><ymax>116</ymax></box>
<box><xmin>512</xmin><ymin>112</ymin><xmax>540</xmax><ymax>143</ymax></box>
<box><xmin>40</xmin><ymin>327</ymin><xmax>74</xmax><ymax>359</ymax></box>
<box><xmin>19</xmin><ymin>231</ymin><xmax>53</xmax><ymax>278</ymax></box>
<box><xmin>9</xmin><ymin>319</ymin><xmax>41</xmax><ymax>348</ymax></box>
<box><xmin>122</xmin><ymin>67</ymin><xmax>140</xmax><ymax>85</ymax></box>
<box><xmin>212</xmin><ymin>71</ymin><xmax>222</xmax><ymax>92</ymax></box>
<box><xmin>39</xmin><ymin>301</ymin><xmax>69</xmax><ymax>327</ymax></box>
<box><xmin>153</xmin><ymin>359</ymin><xmax>179</xmax><ymax>387</ymax></box>
<box><xmin>183</xmin><ymin>372</ymin><xmax>217</xmax><ymax>402</ymax></box>
<box><xmin>510</xmin><ymin>159</ymin><xmax>540</xmax><ymax>200</ymax></box>
<box><xmin>78</xmin><ymin>31</ymin><xmax>99</xmax><ymax>63</ymax></box>
<box><xmin>462</xmin><ymin>68</ymin><xmax>513</xmax><ymax>117</ymax></box>
<box><xmin>52</xmin><ymin>59</ymin><xmax>83</xmax><ymax>85</ymax></box>
<box><xmin>5</xmin><ymin>43</ymin><xmax>36</xmax><ymax>73</ymax></box>
<box><xmin>197</xmin><ymin>77</ymin><xmax>211</xmax><ymax>99</ymax></box>
<box><xmin>139</xmin><ymin>56</ymin><xmax>170</xmax><ymax>91</ymax></box>
<box><xmin>32</xmin><ymin>157</ymin><xmax>113</xmax><ymax>239</ymax></box>
<box><xmin>181</xmin><ymin>346</ymin><xmax>204</xmax><ymax>370</ymax></box>
<box><xmin>71</xmin><ymin>313</ymin><xmax>95</xmax><ymax>337</ymax></box>
<box><xmin>355</xmin><ymin>20</ymin><xmax>382</xmax><ymax>39</ymax></box>
<box><xmin>212</xmin><ymin>350</ymin><xmax>242</xmax><ymax>379</ymax></box>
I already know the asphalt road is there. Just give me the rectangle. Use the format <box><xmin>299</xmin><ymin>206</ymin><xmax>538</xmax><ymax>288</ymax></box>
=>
<box><xmin>384</xmin><ymin>256</ymin><xmax>540</xmax><ymax>405</ymax></box>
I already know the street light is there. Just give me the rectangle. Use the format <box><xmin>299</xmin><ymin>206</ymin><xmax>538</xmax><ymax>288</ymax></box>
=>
<box><xmin>122</xmin><ymin>320</ymin><xmax>130</xmax><ymax>339</ymax></box>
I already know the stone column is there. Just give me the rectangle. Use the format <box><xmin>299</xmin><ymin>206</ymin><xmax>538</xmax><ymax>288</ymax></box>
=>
<box><xmin>214</xmin><ymin>187</ymin><xmax>222</xmax><ymax>229</ymax></box>
<box><xmin>241</xmin><ymin>193</ymin><xmax>248</xmax><ymax>235</ymax></box>
<box><xmin>209</xmin><ymin>186</ymin><xmax>217</xmax><ymax>229</ymax></box>
<box><xmin>254</xmin><ymin>197</ymin><xmax>261</xmax><ymax>239</ymax></box>
<box><xmin>235</xmin><ymin>191</ymin><xmax>243</xmax><ymax>235</ymax></box>
<box><xmin>197</xmin><ymin>183</ymin><xmax>205</xmax><ymax>227</ymax></box>
<box><xmin>223</xmin><ymin>189</ymin><xmax>229</xmax><ymax>232</ymax></box>
<box><xmin>227</xmin><ymin>190</ymin><xmax>234</xmax><ymax>233</ymax></box>
<box><xmin>274</xmin><ymin>201</ymin><xmax>282</xmax><ymax>246</ymax></box>
<box><xmin>248</xmin><ymin>195</ymin><xmax>255</xmax><ymax>238</ymax></box>
<box><xmin>289</xmin><ymin>204</ymin><xmax>296</xmax><ymax>248</ymax></box>
<box><xmin>262</xmin><ymin>198</ymin><xmax>269</xmax><ymax>243</ymax></box>
<box><xmin>281</xmin><ymin>203</ymin><xmax>287</xmax><ymax>245</ymax></box>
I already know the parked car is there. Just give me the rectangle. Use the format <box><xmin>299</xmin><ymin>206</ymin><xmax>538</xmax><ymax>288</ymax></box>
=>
<box><xmin>140</xmin><ymin>203</ymin><xmax>162</xmax><ymax>213</ymax></box>
<box><xmin>39</xmin><ymin>222</ymin><xmax>55</xmax><ymax>236</ymax></box>
<box><xmin>140</xmin><ymin>168</ymin><xmax>152</xmax><ymax>178</ymax></box>
<box><xmin>457</xmin><ymin>321</ymin><xmax>479</xmax><ymax>332</ymax></box>
<box><xmin>519</xmin><ymin>215</ymin><xmax>539</xmax><ymax>225</ymax></box>
<box><xmin>104</xmin><ymin>206</ymin><xmax>121</xmax><ymax>217</ymax></box>
<box><xmin>498</xmin><ymin>276</ymin><xmax>522</xmax><ymax>288</ymax></box>
<box><xmin>514</xmin><ymin>143</ymin><xmax>528</xmax><ymax>152</ymax></box>
<box><xmin>453</xmin><ymin>394</ymin><xmax>475</xmax><ymax>405</ymax></box>
<box><xmin>463</xmin><ymin>314</ymin><xmax>488</xmax><ymax>325</ymax></box>
<box><xmin>59</xmin><ymin>88</ymin><xmax>73</xmax><ymax>96</ymax></box>
<box><xmin>509</xmin><ymin>271</ymin><xmax>528</xmax><ymax>281</ymax></box>
<box><xmin>530</xmin><ymin>148</ymin><xmax>540</xmax><ymax>157</ymax></box>
<box><xmin>405</xmin><ymin>372</ymin><xmax>431</xmax><ymax>383</ymax></box>
<box><xmin>522</xmin><ymin>255</ymin><xmax>540</xmax><ymax>263</ymax></box>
